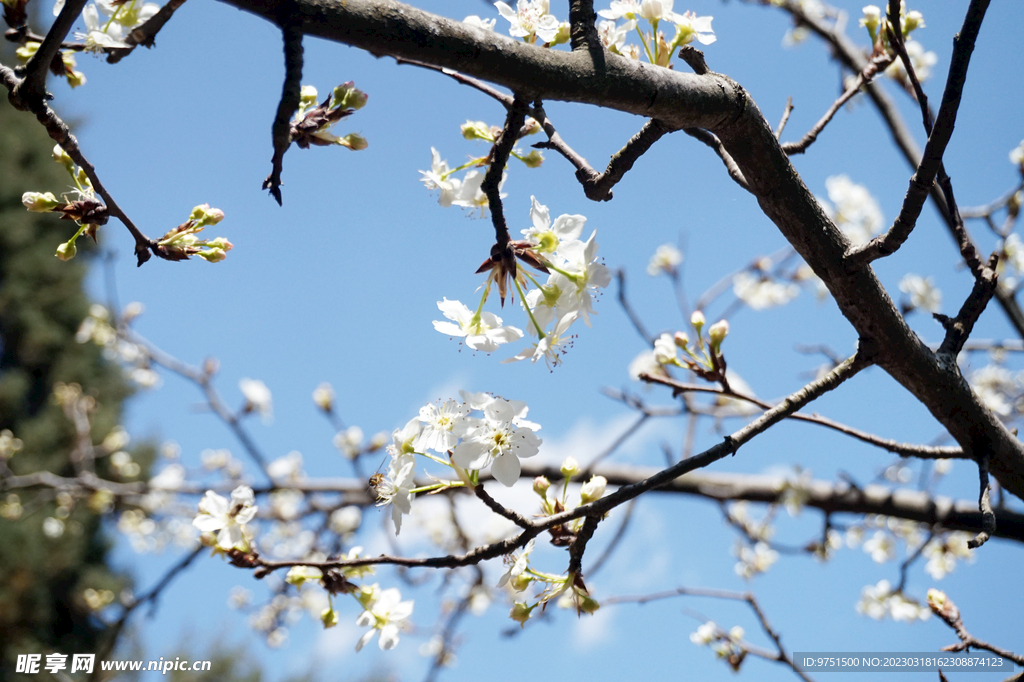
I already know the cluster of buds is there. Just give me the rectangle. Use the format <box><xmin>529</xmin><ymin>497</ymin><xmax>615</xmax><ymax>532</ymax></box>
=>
<box><xmin>290</xmin><ymin>82</ymin><xmax>368</xmax><ymax>150</ymax></box>
<box><xmin>14</xmin><ymin>41</ymin><xmax>86</xmax><ymax>88</ymax></box>
<box><xmin>690</xmin><ymin>622</ymin><xmax>748</xmax><ymax>671</ymax></box>
<box><xmin>860</xmin><ymin>3</ymin><xmax>925</xmax><ymax>53</ymax></box>
<box><xmin>155</xmin><ymin>204</ymin><xmax>232</xmax><ymax>262</ymax></box>
<box><xmin>21</xmin><ymin>145</ymin><xmax>109</xmax><ymax>261</ymax></box>
<box><xmin>654</xmin><ymin>311</ymin><xmax>731</xmax><ymax>387</ymax></box>
<box><xmin>532</xmin><ymin>457</ymin><xmax>608</xmax><ymax>546</ymax></box>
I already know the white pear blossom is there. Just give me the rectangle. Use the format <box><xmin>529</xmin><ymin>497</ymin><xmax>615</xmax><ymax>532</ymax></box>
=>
<box><xmin>647</xmin><ymin>243</ymin><xmax>683</xmax><ymax>276</ymax></box>
<box><xmin>653</xmin><ymin>332</ymin><xmax>679</xmax><ymax>365</ymax></box>
<box><xmin>193</xmin><ymin>485</ymin><xmax>258</xmax><ymax>550</ymax></box>
<box><xmin>520</xmin><ymin>196</ymin><xmax>585</xmax><ymax>261</ymax></box>
<box><xmin>862</xmin><ymin>530</ymin><xmax>896</xmax><ymax>563</ymax></box>
<box><xmin>267</xmin><ymin>451</ymin><xmax>304</xmax><ymax>482</ymax></box>
<box><xmin>690</xmin><ymin>621</ymin><xmax>717</xmax><ymax>645</ymax></box>
<box><xmin>673</xmin><ymin>10</ymin><xmax>715</xmax><ymax>45</ymax></box>
<box><xmin>504</xmin><ymin>311</ymin><xmax>577</xmax><ymax>369</ymax></box>
<box><xmin>451</xmin><ymin>170</ymin><xmax>506</xmax><ymax>217</ymax></box>
<box><xmin>597</xmin><ymin>18</ymin><xmax>634</xmax><ymax>52</ymax></box>
<box><xmin>628</xmin><ymin>349</ymin><xmax>663</xmax><ymax>380</ymax></box>
<box><xmin>239</xmin><ymin>378</ymin><xmax>273</xmax><ymax>423</ymax></box>
<box><xmin>495</xmin><ymin>0</ymin><xmax>561</xmax><ymax>43</ymax></box>
<box><xmin>820</xmin><ymin>175</ymin><xmax>884</xmax><ymax>246</ymax></box>
<box><xmin>556</xmin><ymin>231</ymin><xmax>612</xmax><ymax>326</ymax></box>
<box><xmin>970</xmin><ymin>365</ymin><xmax>1021</xmax><ymax>417</ymax></box>
<box><xmin>734</xmin><ymin>541</ymin><xmax>779</xmax><ymax>579</ymax></box>
<box><xmin>1011</xmin><ymin>141</ymin><xmax>1024</xmax><ymax>168</ymax></box>
<box><xmin>733</xmin><ymin>272</ymin><xmax>800</xmax><ymax>310</ymax></box>
<box><xmin>76</xmin><ymin>3</ymin><xmax>129</xmax><ymax>51</ymax></box>
<box><xmin>598</xmin><ymin>0</ymin><xmax>641</xmax><ymax>20</ymax></box>
<box><xmin>898</xmin><ymin>274</ymin><xmax>941</xmax><ymax>313</ymax></box>
<box><xmin>419</xmin><ymin>148</ymin><xmax>461</xmax><ymax>207</ymax></box>
<box><xmin>452</xmin><ymin>397</ymin><xmax>542</xmax><ymax>486</ymax></box>
<box><xmin>433</xmin><ymin>298</ymin><xmax>524</xmax><ymax>352</ymax></box>
<box><xmin>355</xmin><ymin>586</ymin><xmax>415</xmax><ymax>651</ymax></box>
<box><xmin>372</xmin><ymin>453</ymin><xmax>416</xmax><ymax>534</ymax></box>
<box><xmin>497</xmin><ymin>538</ymin><xmax>535</xmax><ymax>588</ymax></box>
<box><xmin>415</xmin><ymin>401</ymin><xmax>466</xmax><ymax>452</ymax></box>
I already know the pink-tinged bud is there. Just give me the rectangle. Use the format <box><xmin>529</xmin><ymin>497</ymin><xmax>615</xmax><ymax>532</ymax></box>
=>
<box><xmin>55</xmin><ymin>241</ymin><xmax>76</xmax><ymax>261</ymax></box>
<box><xmin>674</xmin><ymin>331</ymin><xmax>689</xmax><ymax>349</ymax></box>
<box><xmin>533</xmin><ymin>476</ymin><xmax>550</xmax><ymax>496</ymax></box>
<box><xmin>519</xmin><ymin>150</ymin><xmax>543</xmax><ymax>168</ymax></box>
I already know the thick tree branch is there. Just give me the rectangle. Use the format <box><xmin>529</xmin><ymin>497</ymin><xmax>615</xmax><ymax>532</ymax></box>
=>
<box><xmin>217</xmin><ymin>0</ymin><xmax>1024</xmax><ymax>500</ymax></box>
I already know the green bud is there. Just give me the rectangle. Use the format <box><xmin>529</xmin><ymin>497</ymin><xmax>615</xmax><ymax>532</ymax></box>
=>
<box><xmin>549</xmin><ymin>21</ymin><xmax>571</xmax><ymax>46</ymax></box>
<box><xmin>320</xmin><ymin>607</ymin><xmax>339</xmax><ymax>629</ymax></box>
<box><xmin>299</xmin><ymin>85</ymin><xmax>319</xmax><ymax>111</ymax></box>
<box><xmin>15</xmin><ymin>41</ymin><xmax>39</xmax><ymax>63</ymax></box>
<box><xmin>510</xmin><ymin>573</ymin><xmax>532</xmax><ymax>592</ymax></box>
<box><xmin>519</xmin><ymin>150</ymin><xmax>543</xmax><ymax>168</ymax></box>
<box><xmin>340</xmin><ymin>133</ymin><xmax>368</xmax><ymax>151</ymax></box>
<box><xmin>461</xmin><ymin>120</ymin><xmax>494</xmax><ymax>142</ymax></box>
<box><xmin>55</xmin><ymin>241</ymin><xmax>77</xmax><ymax>261</ymax></box>
<box><xmin>333</xmin><ymin>82</ymin><xmax>368</xmax><ymax>110</ymax></box>
<box><xmin>509</xmin><ymin>601</ymin><xmax>534</xmax><ymax>626</ymax></box>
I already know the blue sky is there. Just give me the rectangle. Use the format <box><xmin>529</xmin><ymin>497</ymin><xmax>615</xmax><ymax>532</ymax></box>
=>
<box><xmin>23</xmin><ymin>0</ymin><xmax>1024</xmax><ymax>679</ymax></box>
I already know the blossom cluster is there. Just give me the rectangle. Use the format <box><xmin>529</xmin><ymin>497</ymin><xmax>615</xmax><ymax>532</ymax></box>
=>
<box><xmin>819</xmin><ymin>174</ymin><xmax>884</xmax><ymax>247</ymax></box>
<box><xmin>371</xmin><ymin>391</ymin><xmax>542</xmax><ymax>534</ymax></box>
<box><xmin>289</xmin><ymin>83</ymin><xmax>368</xmax><ymax>150</ymax></box>
<box><xmin>432</xmin><ymin>197</ymin><xmax>610</xmax><ymax>368</ymax></box>
<box><xmin>596</xmin><ymin>0</ymin><xmax>714</xmax><ymax>67</ymax></box>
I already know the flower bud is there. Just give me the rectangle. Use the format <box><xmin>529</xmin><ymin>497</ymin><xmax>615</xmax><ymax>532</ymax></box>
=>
<box><xmin>15</xmin><ymin>41</ymin><xmax>39</xmax><ymax>63</ymax></box>
<box><xmin>299</xmin><ymin>85</ymin><xmax>319</xmax><ymax>110</ymax></box>
<box><xmin>674</xmin><ymin>331</ymin><xmax>690</xmax><ymax>349</ymax></box>
<box><xmin>522</xmin><ymin>117</ymin><xmax>541</xmax><ymax>136</ymax></box>
<box><xmin>313</xmin><ymin>382</ymin><xmax>335</xmax><ymax>412</ymax></box>
<box><xmin>560</xmin><ymin>456</ymin><xmax>580</xmax><ymax>479</ymax></box>
<box><xmin>902</xmin><ymin>10</ymin><xmax>924</xmax><ymax>35</ymax></box>
<box><xmin>340</xmin><ymin>133</ymin><xmax>368</xmax><ymax>151</ymax></box>
<box><xmin>509</xmin><ymin>601</ymin><xmax>533</xmax><ymax>626</ymax></box>
<box><xmin>580</xmin><ymin>475</ymin><xmax>607</xmax><ymax>504</ymax></box>
<box><xmin>461</xmin><ymin>120</ymin><xmax>494</xmax><ymax>142</ymax></box>
<box><xmin>286</xmin><ymin>565</ymin><xmax>323</xmax><ymax>586</ymax></box>
<box><xmin>576</xmin><ymin>593</ymin><xmax>600</xmax><ymax>614</ymax></box>
<box><xmin>320</xmin><ymin>607</ymin><xmax>339</xmax><ymax>628</ymax></box>
<box><xmin>510</xmin><ymin>573</ymin><xmax>532</xmax><ymax>592</ymax></box>
<box><xmin>55</xmin><ymin>241</ymin><xmax>77</xmax><ymax>261</ymax></box>
<box><xmin>52</xmin><ymin>144</ymin><xmax>75</xmax><ymax>173</ymax></box>
<box><xmin>860</xmin><ymin>5</ymin><xmax>881</xmax><ymax>40</ymax></box>
<box><xmin>533</xmin><ymin>476</ymin><xmax>550</xmax><ymax>496</ymax></box>
<box><xmin>333</xmin><ymin>82</ymin><xmax>368</xmax><ymax>110</ymax></box>
<box><xmin>22</xmin><ymin>191</ymin><xmax>61</xmax><ymax>212</ymax></box>
<box><xmin>708</xmin><ymin>320</ymin><xmax>729</xmax><ymax>351</ymax></box>
<box><xmin>519</xmin><ymin>150</ymin><xmax>543</xmax><ymax>168</ymax></box>
<box><xmin>690</xmin><ymin>310</ymin><xmax>705</xmax><ymax>333</ymax></box>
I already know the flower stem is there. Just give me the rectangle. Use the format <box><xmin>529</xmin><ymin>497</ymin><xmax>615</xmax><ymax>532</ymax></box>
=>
<box><xmin>513</xmin><ymin>277</ymin><xmax>546</xmax><ymax>340</ymax></box>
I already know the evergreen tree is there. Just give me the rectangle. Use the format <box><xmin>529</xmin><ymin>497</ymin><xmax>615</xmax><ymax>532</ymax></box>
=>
<box><xmin>0</xmin><ymin>91</ymin><xmax>135</xmax><ymax>679</ymax></box>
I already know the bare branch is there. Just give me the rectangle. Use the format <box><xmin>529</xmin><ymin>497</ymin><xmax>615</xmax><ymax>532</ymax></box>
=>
<box><xmin>262</xmin><ymin>19</ymin><xmax>303</xmax><ymax>205</ymax></box>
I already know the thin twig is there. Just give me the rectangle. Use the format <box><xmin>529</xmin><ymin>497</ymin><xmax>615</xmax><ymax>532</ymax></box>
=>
<box><xmin>263</xmin><ymin>18</ymin><xmax>304</xmax><ymax>205</ymax></box>
<box><xmin>774</xmin><ymin>97</ymin><xmax>793</xmax><ymax>139</ymax></box>
<box><xmin>683</xmin><ymin>127</ymin><xmax>751</xmax><ymax>193</ymax></box>
<box><xmin>967</xmin><ymin>454</ymin><xmax>995</xmax><ymax>549</ymax></box>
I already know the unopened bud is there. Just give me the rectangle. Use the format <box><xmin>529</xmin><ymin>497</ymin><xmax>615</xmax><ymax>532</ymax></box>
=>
<box><xmin>674</xmin><ymin>331</ymin><xmax>690</xmax><ymax>349</ymax></box>
<box><xmin>340</xmin><ymin>133</ymin><xmax>368</xmax><ymax>151</ymax></box>
<box><xmin>22</xmin><ymin>191</ymin><xmax>61</xmax><ymax>212</ymax></box>
<box><xmin>299</xmin><ymin>85</ymin><xmax>319</xmax><ymax>110</ymax></box>
<box><xmin>519</xmin><ymin>150</ymin><xmax>543</xmax><ymax>168</ymax></box>
<box><xmin>708</xmin><ymin>320</ymin><xmax>729</xmax><ymax>351</ymax></box>
<box><xmin>333</xmin><ymin>82</ymin><xmax>368</xmax><ymax>110</ymax></box>
<box><xmin>577</xmin><ymin>593</ymin><xmax>600</xmax><ymax>614</ymax></box>
<box><xmin>510</xmin><ymin>573</ymin><xmax>532</xmax><ymax>592</ymax></box>
<box><xmin>55</xmin><ymin>241</ymin><xmax>77</xmax><ymax>261</ymax></box>
<box><xmin>902</xmin><ymin>10</ymin><xmax>924</xmax><ymax>35</ymax></box>
<box><xmin>533</xmin><ymin>476</ymin><xmax>550</xmax><ymax>496</ymax></box>
<box><xmin>550</xmin><ymin>21</ymin><xmax>571</xmax><ymax>46</ymax></box>
<box><xmin>560</xmin><ymin>456</ymin><xmax>580</xmax><ymax>479</ymax></box>
<box><xmin>509</xmin><ymin>602</ymin><xmax>533</xmax><ymax>626</ymax></box>
<box><xmin>580</xmin><ymin>475</ymin><xmax>607</xmax><ymax>504</ymax></box>
<box><xmin>313</xmin><ymin>382</ymin><xmax>335</xmax><ymax>412</ymax></box>
<box><xmin>461</xmin><ymin>120</ymin><xmax>494</xmax><ymax>142</ymax></box>
<box><xmin>320</xmin><ymin>607</ymin><xmax>339</xmax><ymax>628</ymax></box>
<box><xmin>522</xmin><ymin>117</ymin><xmax>541</xmax><ymax>136</ymax></box>
<box><xmin>690</xmin><ymin>310</ymin><xmax>706</xmax><ymax>332</ymax></box>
